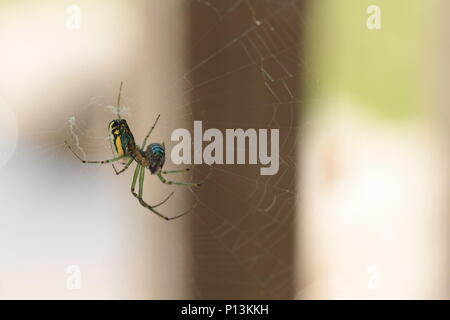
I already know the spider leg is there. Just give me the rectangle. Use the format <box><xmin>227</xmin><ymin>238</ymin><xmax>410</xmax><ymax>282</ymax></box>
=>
<box><xmin>135</xmin><ymin>165</ymin><xmax>190</xmax><ymax>220</ymax></box>
<box><xmin>131</xmin><ymin>164</ymin><xmax>140</xmax><ymax>194</ymax></box>
<box><xmin>130</xmin><ymin>165</ymin><xmax>175</xmax><ymax>210</ymax></box>
<box><xmin>157</xmin><ymin>172</ymin><xmax>201</xmax><ymax>187</ymax></box>
<box><xmin>65</xmin><ymin>141</ymin><xmax>126</xmax><ymax>164</ymax></box>
<box><xmin>113</xmin><ymin>158</ymin><xmax>133</xmax><ymax>175</ymax></box>
<box><xmin>141</xmin><ymin>114</ymin><xmax>161</xmax><ymax>148</ymax></box>
<box><xmin>161</xmin><ymin>167</ymin><xmax>193</xmax><ymax>174</ymax></box>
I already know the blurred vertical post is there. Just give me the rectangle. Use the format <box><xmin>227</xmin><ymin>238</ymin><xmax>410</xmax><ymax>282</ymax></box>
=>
<box><xmin>188</xmin><ymin>1</ymin><xmax>303</xmax><ymax>299</ymax></box>
<box><xmin>297</xmin><ymin>0</ymin><xmax>449</xmax><ymax>299</ymax></box>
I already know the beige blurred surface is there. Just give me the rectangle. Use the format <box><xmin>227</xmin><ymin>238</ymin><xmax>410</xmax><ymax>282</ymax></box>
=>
<box><xmin>296</xmin><ymin>0</ymin><xmax>450</xmax><ymax>299</ymax></box>
<box><xmin>0</xmin><ymin>0</ymin><xmax>192</xmax><ymax>299</ymax></box>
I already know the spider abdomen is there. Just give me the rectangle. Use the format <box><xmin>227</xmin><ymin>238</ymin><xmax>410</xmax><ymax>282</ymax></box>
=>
<box><xmin>109</xmin><ymin>119</ymin><xmax>136</xmax><ymax>156</ymax></box>
<box><xmin>146</xmin><ymin>143</ymin><xmax>165</xmax><ymax>174</ymax></box>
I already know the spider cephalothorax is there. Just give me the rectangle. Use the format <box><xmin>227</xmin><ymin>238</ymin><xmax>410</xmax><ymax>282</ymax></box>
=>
<box><xmin>146</xmin><ymin>143</ymin><xmax>165</xmax><ymax>174</ymax></box>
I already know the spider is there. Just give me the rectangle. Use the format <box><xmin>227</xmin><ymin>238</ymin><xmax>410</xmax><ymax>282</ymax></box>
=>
<box><xmin>64</xmin><ymin>83</ymin><xmax>200</xmax><ymax>220</ymax></box>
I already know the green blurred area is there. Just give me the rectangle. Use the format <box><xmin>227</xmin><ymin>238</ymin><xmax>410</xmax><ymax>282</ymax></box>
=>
<box><xmin>305</xmin><ymin>0</ymin><xmax>437</xmax><ymax>122</ymax></box>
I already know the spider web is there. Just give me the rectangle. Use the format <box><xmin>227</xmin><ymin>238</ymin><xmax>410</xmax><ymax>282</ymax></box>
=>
<box><xmin>177</xmin><ymin>0</ymin><xmax>308</xmax><ymax>299</ymax></box>
<box><xmin>58</xmin><ymin>0</ymin><xmax>312</xmax><ymax>299</ymax></box>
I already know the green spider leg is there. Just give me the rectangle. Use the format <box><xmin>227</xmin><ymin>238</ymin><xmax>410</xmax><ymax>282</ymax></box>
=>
<box><xmin>161</xmin><ymin>167</ymin><xmax>192</xmax><ymax>174</ymax></box>
<box><xmin>157</xmin><ymin>170</ymin><xmax>201</xmax><ymax>187</ymax></box>
<box><xmin>130</xmin><ymin>165</ymin><xmax>191</xmax><ymax>220</ymax></box>
<box><xmin>141</xmin><ymin>114</ymin><xmax>161</xmax><ymax>148</ymax></box>
<box><xmin>113</xmin><ymin>158</ymin><xmax>133</xmax><ymax>175</ymax></box>
<box><xmin>131</xmin><ymin>164</ymin><xmax>172</xmax><ymax>207</ymax></box>
<box><xmin>65</xmin><ymin>141</ymin><xmax>126</xmax><ymax>164</ymax></box>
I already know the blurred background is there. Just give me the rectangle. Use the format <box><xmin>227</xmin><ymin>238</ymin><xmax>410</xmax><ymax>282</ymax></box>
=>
<box><xmin>0</xmin><ymin>0</ymin><xmax>448</xmax><ymax>299</ymax></box>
